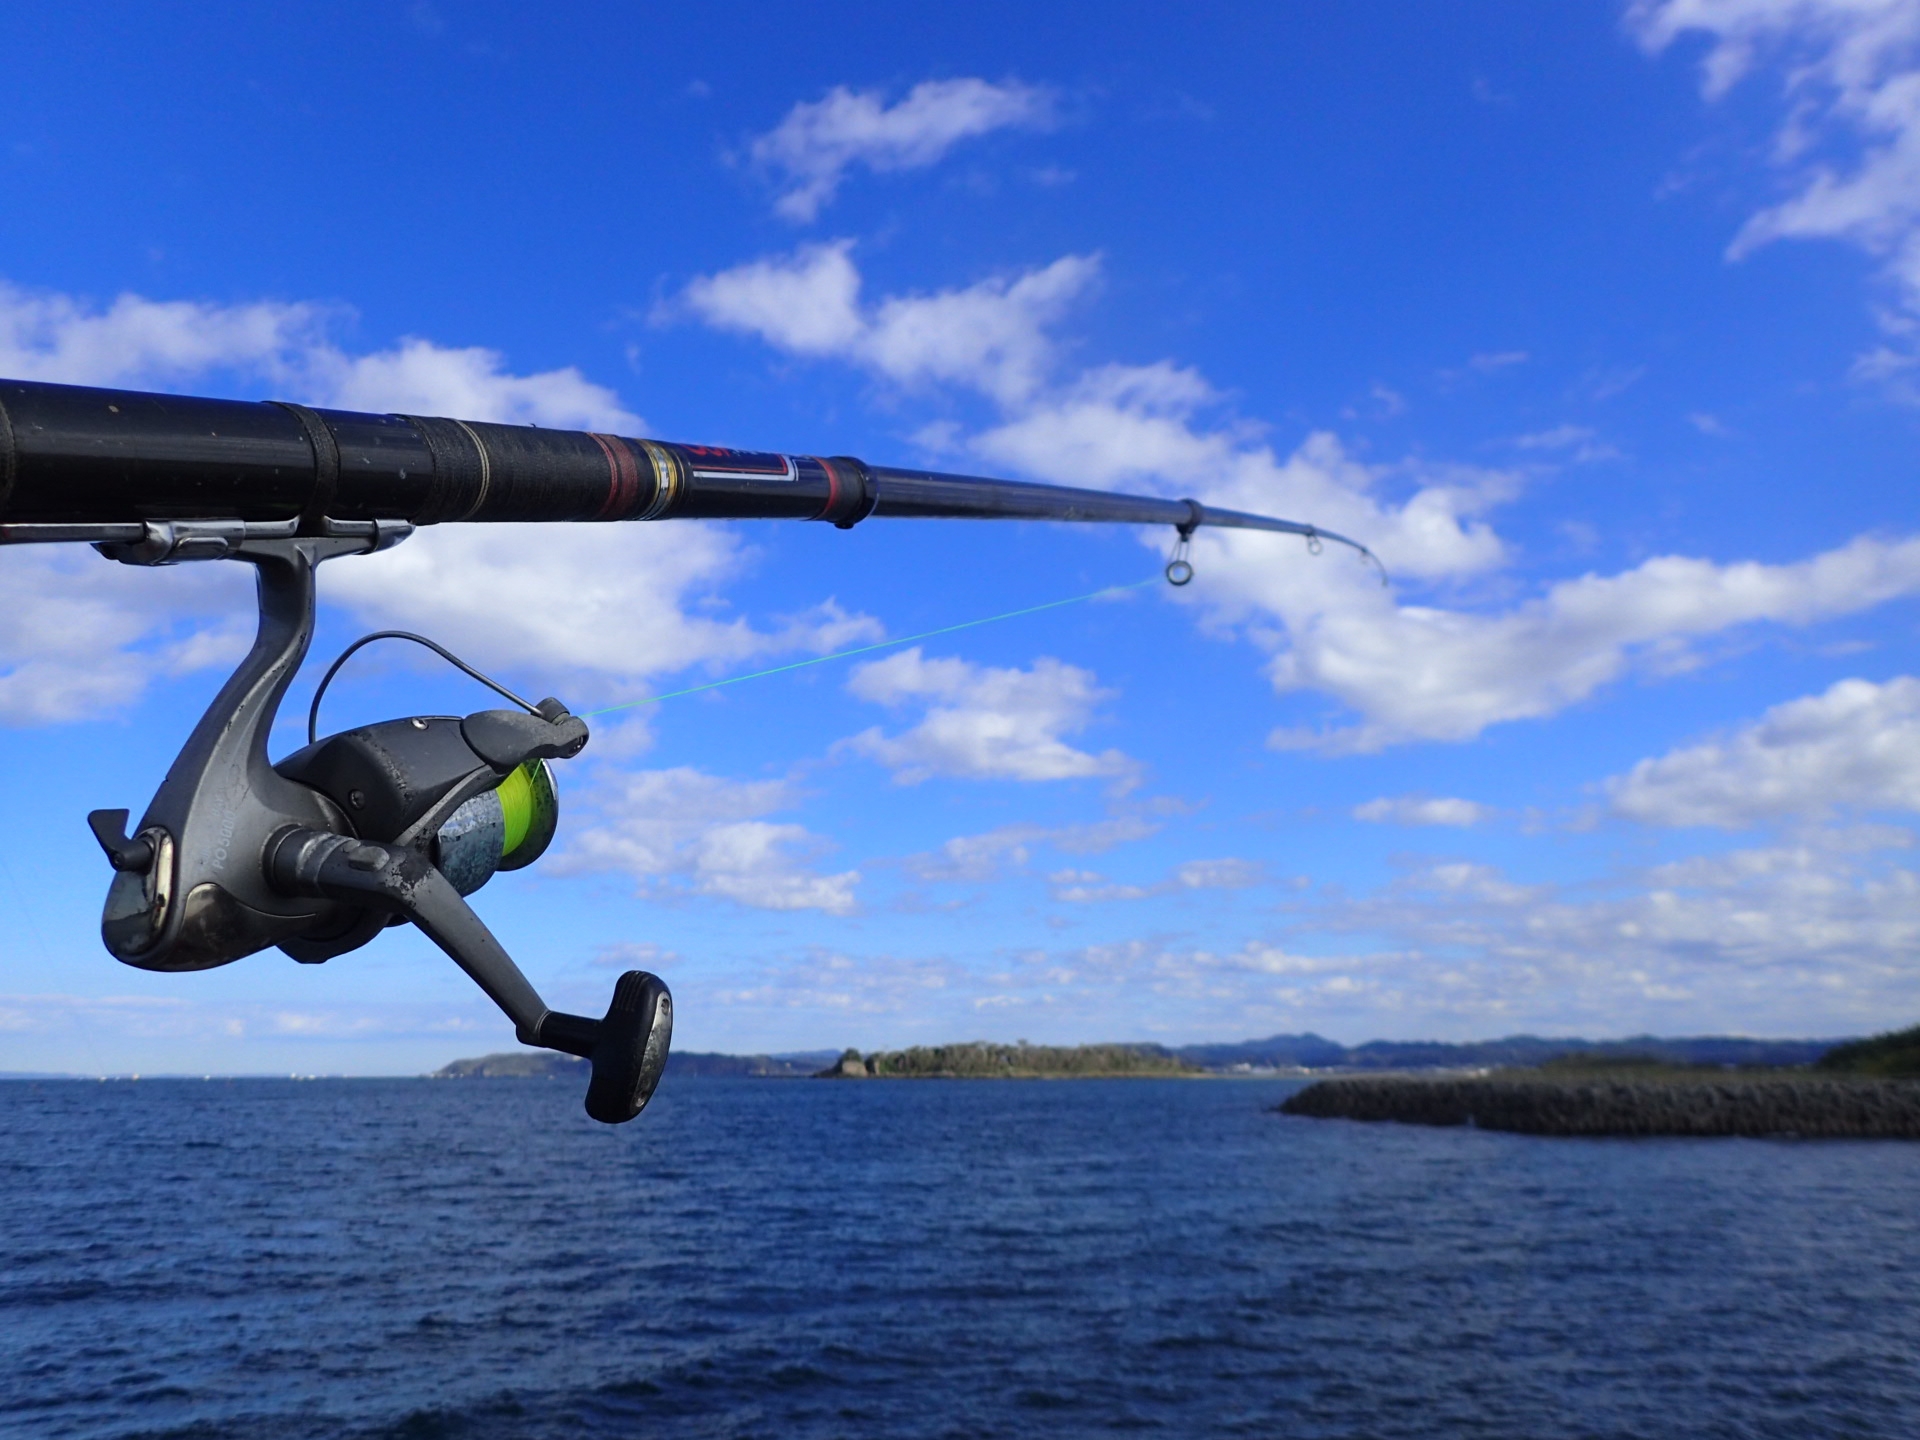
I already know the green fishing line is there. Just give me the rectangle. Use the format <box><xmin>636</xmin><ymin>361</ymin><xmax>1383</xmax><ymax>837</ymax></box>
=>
<box><xmin>496</xmin><ymin>763</ymin><xmax>538</xmax><ymax>855</ymax></box>
<box><xmin>584</xmin><ymin>575</ymin><xmax>1162</xmax><ymax>719</ymax></box>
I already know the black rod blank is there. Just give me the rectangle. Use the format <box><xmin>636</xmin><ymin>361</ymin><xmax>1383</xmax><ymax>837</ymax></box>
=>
<box><xmin>0</xmin><ymin>378</ymin><xmax>1367</xmax><ymax>556</ymax></box>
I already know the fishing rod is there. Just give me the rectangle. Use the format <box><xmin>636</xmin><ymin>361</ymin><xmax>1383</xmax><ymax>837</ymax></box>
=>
<box><xmin>0</xmin><ymin>376</ymin><xmax>1377</xmax><ymax>1124</ymax></box>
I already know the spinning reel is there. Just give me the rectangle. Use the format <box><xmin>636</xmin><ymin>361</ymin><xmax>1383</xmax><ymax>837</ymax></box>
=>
<box><xmin>83</xmin><ymin>522</ymin><xmax>671</xmax><ymax>1124</ymax></box>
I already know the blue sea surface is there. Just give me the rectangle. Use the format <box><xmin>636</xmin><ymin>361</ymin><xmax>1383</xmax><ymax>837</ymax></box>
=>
<box><xmin>2</xmin><ymin>1075</ymin><xmax>1917</xmax><ymax>1439</ymax></box>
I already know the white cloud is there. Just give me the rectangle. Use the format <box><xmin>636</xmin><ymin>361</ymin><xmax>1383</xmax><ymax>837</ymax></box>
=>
<box><xmin>0</xmin><ymin>279</ymin><xmax>637</xmax><ymax>428</ymax></box>
<box><xmin>0</xmin><ymin>543</ymin><xmax>251</xmax><ymax>724</ymax></box>
<box><xmin>950</xmin><ymin>825</ymin><xmax>1915</xmax><ymax>1040</ymax></box>
<box><xmin>842</xmin><ymin>647</ymin><xmax>1133</xmax><ymax>784</ymax></box>
<box><xmin>677</xmin><ymin>242</ymin><xmax>1098</xmax><ymax>404</ymax></box>
<box><xmin>903</xmin><ymin>815</ymin><xmax>1163</xmax><ymax>881</ymax></box>
<box><xmin>1170</xmin><ymin>857</ymin><xmax>1266</xmax><ymax>890</ymax></box>
<box><xmin>903</xmin><ymin>824</ymin><xmax>1052</xmax><ymax>882</ymax></box>
<box><xmin>1267</xmin><ymin>531</ymin><xmax>1920</xmax><ymax>752</ymax></box>
<box><xmin>725</xmin><ymin>820</ymin><xmax>1917</xmax><ymax>1040</ymax></box>
<box><xmin>1353</xmin><ymin>795</ymin><xmax>1495</xmax><ymax>827</ymax></box>
<box><xmin>1469</xmin><ymin>349</ymin><xmax>1530</xmax><ymax>372</ymax></box>
<box><xmin>0</xmin><ymin>990</ymin><xmax>499</xmax><ymax>1047</ymax></box>
<box><xmin>1629</xmin><ymin>0</ymin><xmax>1920</xmax><ymax>342</ymax></box>
<box><xmin>593</xmin><ymin>941</ymin><xmax>681</xmax><ymax>971</ymax></box>
<box><xmin>700</xmin><ymin>946</ymin><xmax>962</xmax><ymax>1029</ymax></box>
<box><xmin>677</xmin><ymin>241</ymin><xmax>867</xmax><ymax>353</ymax></box>
<box><xmin>313</xmin><ymin>337</ymin><xmax>639</xmax><ymax>430</ymax></box>
<box><xmin>0</xmin><ymin>283</ymin><xmax>326</xmax><ymax>389</ymax></box>
<box><xmin>1365</xmin><ymin>382</ymin><xmax>1406</xmax><ymax>416</ymax></box>
<box><xmin>1511</xmin><ymin>424</ymin><xmax>1622</xmax><ymax>463</ymax></box>
<box><xmin>1609</xmin><ymin>674</ymin><xmax>1920</xmax><ymax>825</ymax></box>
<box><xmin>861</xmin><ymin>256</ymin><xmax>1096</xmax><ymax>404</ymax></box>
<box><xmin>1049</xmin><ymin>856</ymin><xmax>1264</xmax><ymax>902</ymax></box>
<box><xmin>748</xmin><ymin>78</ymin><xmax>1055</xmax><ymax>221</ymax></box>
<box><xmin>562</xmin><ymin>767</ymin><xmax>858</xmax><ymax>914</ymax></box>
<box><xmin>1310</xmin><ymin>827</ymin><xmax>1920</xmax><ymax>1033</ymax></box>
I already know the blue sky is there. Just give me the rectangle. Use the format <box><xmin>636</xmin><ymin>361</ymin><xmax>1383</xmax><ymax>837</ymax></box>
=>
<box><xmin>4</xmin><ymin>1</ymin><xmax>1920</xmax><ymax>1074</ymax></box>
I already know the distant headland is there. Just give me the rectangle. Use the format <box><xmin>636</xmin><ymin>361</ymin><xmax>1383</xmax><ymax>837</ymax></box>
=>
<box><xmin>813</xmin><ymin>1042</ymin><xmax>1199</xmax><ymax>1079</ymax></box>
<box><xmin>432</xmin><ymin>1049</ymin><xmax>836</xmax><ymax>1080</ymax></box>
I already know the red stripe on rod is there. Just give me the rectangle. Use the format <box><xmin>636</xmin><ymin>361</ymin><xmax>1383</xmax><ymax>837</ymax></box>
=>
<box><xmin>587</xmin><ymin>433</ymin><xmax>644</xmax><ymax>520</ymax></box>
<box><xmin>815</xmin><ymin>456</ymin><xmax>843</xmax><ymax>522</ymax></box>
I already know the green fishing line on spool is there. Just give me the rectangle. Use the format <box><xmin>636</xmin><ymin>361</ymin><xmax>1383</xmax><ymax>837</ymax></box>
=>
<box><xmin>496</xmin><ymin>761</ymin><xmax>558</xmax><ymax>870</ymax></box>
<box><xmin>584</xmin><ymin>574</ymin><xmax>1162</xmax><ymax>720</ymax></box>
<box><xmin>497</xmin><ymin>764</ymin><xmax>537</xmax><ymax>856</ymax></box>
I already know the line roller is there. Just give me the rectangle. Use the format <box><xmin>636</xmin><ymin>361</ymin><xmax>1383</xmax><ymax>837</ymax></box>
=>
<box><xmin>0</xmin><ymin>377</ymin><xmax>1379</xmax><ymax>1124</ymax></box>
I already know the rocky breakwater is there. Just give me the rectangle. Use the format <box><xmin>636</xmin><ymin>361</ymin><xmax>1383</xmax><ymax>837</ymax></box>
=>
<box><xmin>1279</xmin><ymin>1071</ymin><xmax>1920</xmax><ymax>1138</ymax></box>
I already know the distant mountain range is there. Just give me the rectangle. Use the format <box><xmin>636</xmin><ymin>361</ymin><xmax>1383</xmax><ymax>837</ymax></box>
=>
<box><xmin>1169</xmin><ymin>1033</ymin><xmax>1842</xmax><ymax>1071</ymax></box>
<box><xmin>431</xmin><ymin>1032</ymin><xmax>1847</xmax><ymax>1080</ymax></box>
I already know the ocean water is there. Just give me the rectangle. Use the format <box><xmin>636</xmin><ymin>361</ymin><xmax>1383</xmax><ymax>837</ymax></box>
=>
<box><xmin>2</xmin><ymin>1076</ymin><xmax>1917</xmax><ymax>1439</ymax></box>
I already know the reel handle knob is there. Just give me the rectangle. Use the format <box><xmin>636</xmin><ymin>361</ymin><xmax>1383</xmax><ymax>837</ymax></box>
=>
<box><xmin>582</xmin><ymin>971</ymin><xmax>673</xmax><ymax>1125</ymax></box>
<box><xmin>529</xmin><ymin>974</ymin><xmax>675</xmax><ymax>1123</ymax></box>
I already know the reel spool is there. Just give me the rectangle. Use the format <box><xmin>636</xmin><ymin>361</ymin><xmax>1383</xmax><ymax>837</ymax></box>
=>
<box><xmin>435</xmin><ymin>759</ymin><xmax>560</xmax><ymax>894</ymax></box>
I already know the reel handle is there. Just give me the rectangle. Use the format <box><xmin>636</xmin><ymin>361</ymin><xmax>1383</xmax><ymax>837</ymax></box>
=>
<box><xmin>267</xmin><ymin>828</ymin><xmax>671</xmax><ymax>1123</ymax></box>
